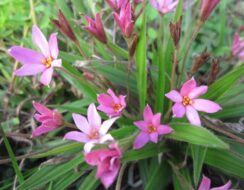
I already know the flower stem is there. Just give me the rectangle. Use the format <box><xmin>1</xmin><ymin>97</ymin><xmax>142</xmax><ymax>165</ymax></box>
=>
<box><xmin>75</xmin><ymin>41</ymin><xmax>88</xmax><ymax>59</ymax></box>
<box><xmin>115</xmin><ymin>162</ymin><xmax>127</xmax><ymax>190</ymax></box>
<box><xmin>63</xmin><ymin>121</ymin><xmax>77</xmax><ymax>129</ymax></box>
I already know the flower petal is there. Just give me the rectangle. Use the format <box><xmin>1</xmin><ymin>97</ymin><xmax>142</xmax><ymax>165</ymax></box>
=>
<box><xmin>32</xmin><ymin>125</ymin><xmax>57</xmax><ymax>137</ymax></box>
<box><xmin>97</xmin><ymin>93</ymin><xmax>113</xmax><ymax>106</ymax></box>
<box><xmin>188</xmin><ymin>86</ymin><xmax>208</xmax><ymax>99</ymax></box>
<box><xmin>8</xmin><ymin>46</ymin><xmax>44</xmax><ymax>65</ymax></box>
<box><xmin>100</xmin><ymin>117</ymin><xmax>119</xmax><ymax>135</ymax></box>
<box><xmin>99</xmin><ymin>134</ymin><xmax>114</xmax><ymax>143</ymax></box>
<box><xmin>64</xmin><ymin>131</ymin><xmax>89</xmax><ymax>143</ymax></box>
<box><xmin>134</xmin><ymin>120</ymin><xmax>148</xmax><ymax>131</ymax></box>
<box><xmin>107</xmin><ymin>89</ymin><xmax>120</xmax><ymax>103</ymax></box>
<box><xmin>193</xmin><ymin>99</ymin><xmax>221</xmax><ymax>113</ymax></box>
<box><xmin>152</xmin><ymin>113</ymin><xmax>161</xmax><ymax>126</ymax></box>
<box><xmin>165</xmin><ymin>90</ymin><xmax>182</xmax><ymax>103</ymax></box>
<box><xmin>32</xmin><ymin>101</ymin><xmax>52</xmax><ymax>114</ymax></box>
<box><xmin>133</xmin><ymin>132</ymin><xmax>149</xmax><ymax>149</ymax></box>
<box><xmin>100</xmin><ymin>165</ymin><xmax>119</xmax><ymax>189</ymax></box>
<box><xmin>211</xmin><ymin>180</ymin><xmax>231</xmax><ymax>190</ymax></box>
<box><xmin>72</xmin><ymin>113</ymin><xmax>90</xmax><ymax>134</ymax></box>
<box><xmin>143</xmin><ymin>104</ymin><xmax>154</xmax><ymax>123</ymax></box>
<box><xmin>14</xmin><ymin>64</ymin><xmax>46</xmax><ymax>76</ymax></box>
<box><xmin>198</xmin><ymin>175</ymin><xmax>211</xmax><ymax>190</ymax></box>
<box><xmin>186</xmin><ymin>106</ymin><xmax>201</xmax><ymax>126</ymax></box>
<box><xmin>32</xmin><ymin>25</ymin><xmax>50</xmax><ymax>57</ymax></box>
<box><xmin>48</xmin><ymin>33</ymin><xmax>59</xmax><ymax>59</ymax></box>
<box><xmin>149</xmin><ymin>132</ymin><xmax>158</xmax><ymax>143</ymax></box>
<box><xmin>88</xmin><ymin>103</ymin><xmax>101</xmax><ymax>128</ymax></box>
<box><xmin>172</xmin><ymin>103</ymin><xmax>186</xmax><ymax>118</ymax></box>
<box><xmin>51</xmin><ymin>59</ymin><xmax>62</xmax><ymax>67</ymax></box>
<box><xmin>180</xmin><ymin>78</ymin><xmax>197</xmax><ymax>96</ymax></box>
<box><xmin>84</xmin><ymin>142</ymin><xmax>96</xmax><ymax>153</ymax></box>
<box><xmin>157</xmin><ymin>125</ymin><xmax>173</xmax><ymax>135</ymax></box>
<box><xmin>40</xmin><ymin>67</ymin><xmax>53</xmax><ymax>86</ymax></box>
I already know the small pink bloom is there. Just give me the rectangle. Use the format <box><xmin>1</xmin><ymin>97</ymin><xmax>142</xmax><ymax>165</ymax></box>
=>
<box><xmin>64</xmin><ymin>103</ymin><xmax>118</xmax><ymax>152</ymax></box>
<box><xmin>113</xmin><ymin>1</ymin><xmax>134</xmax><ymax>38</ymax></box>
<box><xmin>85</xmin><ymin>143</ymin><xmax>122</xmax><ymax>189</ymax></box>
<box><xmin>133</xmin><ymin>104</ymin><xmax>173</xmax><ymax>149</ymax></box>
<box><xmin>200</xmin><ymin>0</ymin><xmax>220</xmax><ymax>22</ymax></box>
<box><xmin>97</xmin><ymin>89</ymin><xmax>126</xmax><ymax>118</ymax></box>
<box><xmin>166</xmin><ymin>78</ymin><xmax>221</xmax><ymax>126</ymax></box>
<box><xmin>84</xmin><ymin>13</ymin><xmax>107</xmax><ymax>44</ymax></box>
<box><xmin>232</xmin><ymin>33</ymin><xmax>244</xmax><ymax>61</ymax></box>
<box><xmin>149</xmin><ymin>0</ymin><xmax>178</xmax><ymax>15</ymax></box>
<box><xmin>8</xmin><ymin>25</ymin><xmax>62</xmax><ymax>86</ymax></box>
<box><xmin>32</xmin><ymin>101</ymin><xmax>63</xmax><ymax>137</ymax></box>
<box><xmin>106</xmin><ymin>0</ymin><xmax>127</xmax><ymax>11</ymax></box>
<box><xmin>198</xmin><ymin>175</ymin><xmax>231</xmax><ymax>190</ymax></box>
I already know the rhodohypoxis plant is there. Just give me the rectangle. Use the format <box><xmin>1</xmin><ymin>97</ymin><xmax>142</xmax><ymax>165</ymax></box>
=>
<box><xmin>133</xmin><ymin>105</ymin><xmax>173</xmax><ymax>149</ymax></box>
<box><xmin>198</xmin><ymin>175</ymin><xmax>231</xmax><ymax>190</ymax></box>
<box><xmin>232</xmin><ymin>33</ymin><xmax>244</xmax><ymax>61</ymax></box>
<box><xmin>32</xmin><ymin>102</ymin><xmax>63</xmax><ymax>137</ymax></box>
<box><xmin>64</xmin><ymin>103</ymin><xmax>118</xmax><ymax>152</ymax></box>
<box><xmin>9</xmin><ymin>25</ymin><xmax>62</xmax><ymax>85</ymax></box>
<box><xmin>166</xmin><ymin>78</ymin><xmax>221</xmax><ymax>126</ymax></box>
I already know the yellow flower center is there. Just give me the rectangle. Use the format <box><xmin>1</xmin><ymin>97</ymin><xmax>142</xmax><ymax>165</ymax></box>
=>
<box><xmin>41</xmin><ymin>57</ymin><xmax>53</xmax><ymax>68</ymax></box>
<box><xmin>88</xmin><ymin>128</ymin><xmax>99</xmax><ymax>139</ymax></box>
<box><xmin>147</xmin><ymin>125</ymin><xmax>157</xmax><ymax>133</ymax></box>
<box><xmin>112</xmin><ymin>103</ymin><xmax>122</xmax><ymax>111</ymax></box>
<box><xmin>182</xmin><ymin>96</ymin><xmax>192</xmax><ymax>106</ymax></box>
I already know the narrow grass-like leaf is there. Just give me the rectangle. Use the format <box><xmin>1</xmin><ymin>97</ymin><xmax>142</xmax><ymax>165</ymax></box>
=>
<box><xmin>107</xmin><ymin>40</ymin><xmax>128</xmax><ymax>59</ymax></box>
<box><xmin>78</xmin><ymin>170</ymin><xmax>100</xmax><ymax>190</ymax></box>
<box><xmin>174</xmin><ymin>0</ymin><xmax>183</xmax><ymax>22</ymax></box>
<box><xmin>135</xmin><ymin>12</ymin><xmax>147</xmax><ymax>112</ymax></box>
<box><xmin>167</xmin><ymin>123</ymin><xmax>229</xmax><ymax>149</ymax></box>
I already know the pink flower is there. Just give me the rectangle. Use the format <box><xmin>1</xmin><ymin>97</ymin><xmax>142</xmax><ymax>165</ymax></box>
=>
<box><xmin>166</xmin><ymin>78</ymin><xmax>221</xmax><ymax>126</ymax></box>
<box><xmin>84</xmin><ymin>13</ymin><xmax>107</xmax><ymax>44</ymax></box>
<box><xmin>97</xmin><ymin>89</ymin><xmax>126</xmax><ymax>118</ymax></box>
<box><xmin>8</xmin><ymin>25</ymin><xmax>62</xmax><ymax>86</ymax></box>
<box><xmin>32</xmin><ymin>101</ymin><xmax>63</xmax><ymax>137</ymax></box>
<box><xmin>200</xmin><ymin>0</ymin><xmax>220</xmax><ymax>22</ymax></box>
<box><xmin>133</xmin><ymin>105</ymin><xmax>173</xmax><ymax>149</ymax></box>
<box><xmin>106</xmin><ymin>0</ymin><xmax>127</xmax><ymax>11</ymax></box>
<box><xmin>85</xmin><ymin>143</ymin><xmax>122</xmax><ymax>189</ymax></box>
<box><xmin>198</xmin><ymin>175</ymin><xmax>231</xmax><ymax>190</ymax></box>
<box><xmin>149</xmin><ymin>0</ymin><xmax>178</xmax><ymax>15</ymax></box>
<box><xmin>113</xmin><ymin>1</ymin><xmax>134</xmax><ymax>38</ymax></box>
<box><xmin>64</xmin><ymin>104</ymin><xmax>118</xmax><ymax>152</ymax></box>
<box><xmin>232</xmin><ymin>33</ymin><xmax>244</xmax><ymax>61</ymax></box>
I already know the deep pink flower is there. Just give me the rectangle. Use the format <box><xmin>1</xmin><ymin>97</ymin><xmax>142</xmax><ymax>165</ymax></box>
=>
<box><xmin>200</xmin><ymin>0</ymin><xmax>220</xmax><ymax>22</ymax></box>
<box><xmin>133</xmin><ymin>105</ymin><xmax>173</xmax><ymax>149</ymax></box>
<box><xmin>84</xmin><ymin>13</ymin><xmax>107</xmax><ymax>44</ymax></box>
<box><xmin>232</xmin><ymin>33</ymin><xmax>244</xmax><ymax>61</ymax></box>
<box><xmin>9</xmin><ymin>25</ymin><xmax>62</xmax><ymax>86</ymax></box>
<box><xmin>64</xmin><ymin>104</ymin><xmax>118</xmax><ymax>152</ymax></box>
<box><xmin>32</xmin><ymin>101</ymin><xmax>63</xmax><ymax>137</ymax></box>
<box><xmin>106</xmin><ymin>0</ymin><xmax>128</xmax><ymax>11</ymax></box>
<box><xmin>149</xmin><ymin>0</ymin><xmax>178</xmax><ymax>15</ymax></box>
<box><xmin>85</xmin><ymin>143</ymin><xmax>122</xmax><ymax>188</ymax></box>
<box><xmin>166</xmin><ymin>78</ymin><xmax>221</xmax><ymax>126</ymax></box>
<box><xmin>113</xmin><ymin>1</ymin><xmax>134</xmax><ymax>38</ymax></box>
<box><xmin>198</xmin><ymin>175</ymin><xmax>231</xmax><ymax>190</ymax></box>
<box><xmin>97</xmin><ymin>89</ymin><xmax>126</xmax><ymax>118</ymax></box>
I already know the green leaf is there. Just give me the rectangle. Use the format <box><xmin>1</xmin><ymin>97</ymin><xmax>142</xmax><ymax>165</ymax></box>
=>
<box><xmin>135</xmin><ymin>12</ymin><xmax>147</xmax><ymax>112</ymax></box>
<box><xmin>78</xmin><ymin>170</ymin><xmax>100</xmax><ymax>190</ymax></box>
<box><xmin>191</xmin><ymin>145</ymin><xmax>207</xmax><ymax>187</ymax></box>
<box><xmin>107</xmin><ymin>40</ymin><xmax>128</xmax><ymax>59</ymax></box>
<box><xmin>174</xmin><ymin>0</ymin><xmax>183</xmax><ymax>22</ymax></box>
<box><xmin>212</xmin><ymin>104</ymin><xmax>244</xmax><ymax>119</ymax></box>
<box><xmin>167</xmin><ymin>123</ymin><xmax>229</xmax><ymax>149</ymax></box>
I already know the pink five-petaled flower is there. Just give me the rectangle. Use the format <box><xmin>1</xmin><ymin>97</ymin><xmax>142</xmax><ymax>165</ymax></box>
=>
<box><xmin>8</xmin><ymin>25</ymin><xmax>62</xmax><ymax>86</ymax></box>
<box><xmin>165</xmin><ymin>78</ymin><xmax>221</xmax><ymax>126</ymax></box>
<box><xmin>64</xmin><ymin>104</ymin><xmax>118</xmax><ymax>153</ymax></box>
<box><xmin>200</xmin><ymin>0</ymin><xmax>220</xmax><ymax>22</ymax></box>
<box><xmin>113</xmin><ymin>1</ymin><xmax>134</xmax><ymax>38</ymax></box>
<box><xmin>32</xmin><ymin>101</ymin><xmax>63</xmax><ymax>137</ymax></box>
<box><xmin>84</xmin><ymin>13</ymin><xmax>107</xmax><ymax>44</ymax></box>
<box><xmin>85</xmin><ymin>143</ymin><xmax>122</xmax><ymax>189</ymax></box>
<box><xmin>198</xmin><ymin>175</ymin><xmax>231</xmax><ymax>190</ymax></box>
<box><xmin>232</xmin><ymin>33</ymin><xmax>244</xmax><ymax>61</ymax></box>
<box><xmin>133</xmin><ymin>104</ymin><xmax>173</xmax><ymax>149</ymax></box>
<box><xmin>149</xmin><ymin>0</ymin><xmax>178</xmax><ymax>15</ymax></box>
<box><xmin>97</xmin><ymin>89</ymin><xmax>126</xmax><ymax>118</ymax></box>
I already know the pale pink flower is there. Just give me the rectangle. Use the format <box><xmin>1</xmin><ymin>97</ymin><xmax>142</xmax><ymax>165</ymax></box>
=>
<box><xmin>166</xmin><ymin>78</ymin><xmax>221</xmax><ymax>126</ymax></box>
<box><xmin>198</xmin><ymin>175</ymin><xmax>231</xmax><ymax>190</ymax></box>
<box><xmin>232</xmin><ymin>33</ymin><xmax>244</xmax><ymax>61</ymax></box>
<box><xmin>97</xmin><ymin>89</ymin><xmax>126</xmax><ymax>118</ymax></box>
<box><xmin>133</xmin><ymin>104</ymin><xmax>173</xmax><ymax>149</ymax></box>
<box><xmin>149</xmin><ymin>0</ymin><xmax>178</xmax><ymax>15</ymax></box>
<box><xmin>85</xmin><ymin>143</ymin><xmax>122</xmax><ymax>188</ymax></box>
<box><xmin>113</xmin><ymin>1</ymin><xmax>134</xmax><ymax>38</ymax></box>
<box><xmin>9</xmin><ymin>25</ymin><xmax>62</xmax><ymax>86</ymax></box>
<box><xmin>84</xmin><ymin>13</ymin><xmax>107</xmax><ymax>44</ymax></box>
<box><xmin>200</xmin><ymin>0</ymin><xmax>220</xmax><ymax>22</ymax></box>
<box><xmin>64</xmin><ymin>104</ymin><xmax>118</xmax><ymax>152</ymax></box>
<box><xmin>32</xmin><ymin>101</ymin><xmax>63</xmax><ymax>137</ymax></box>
